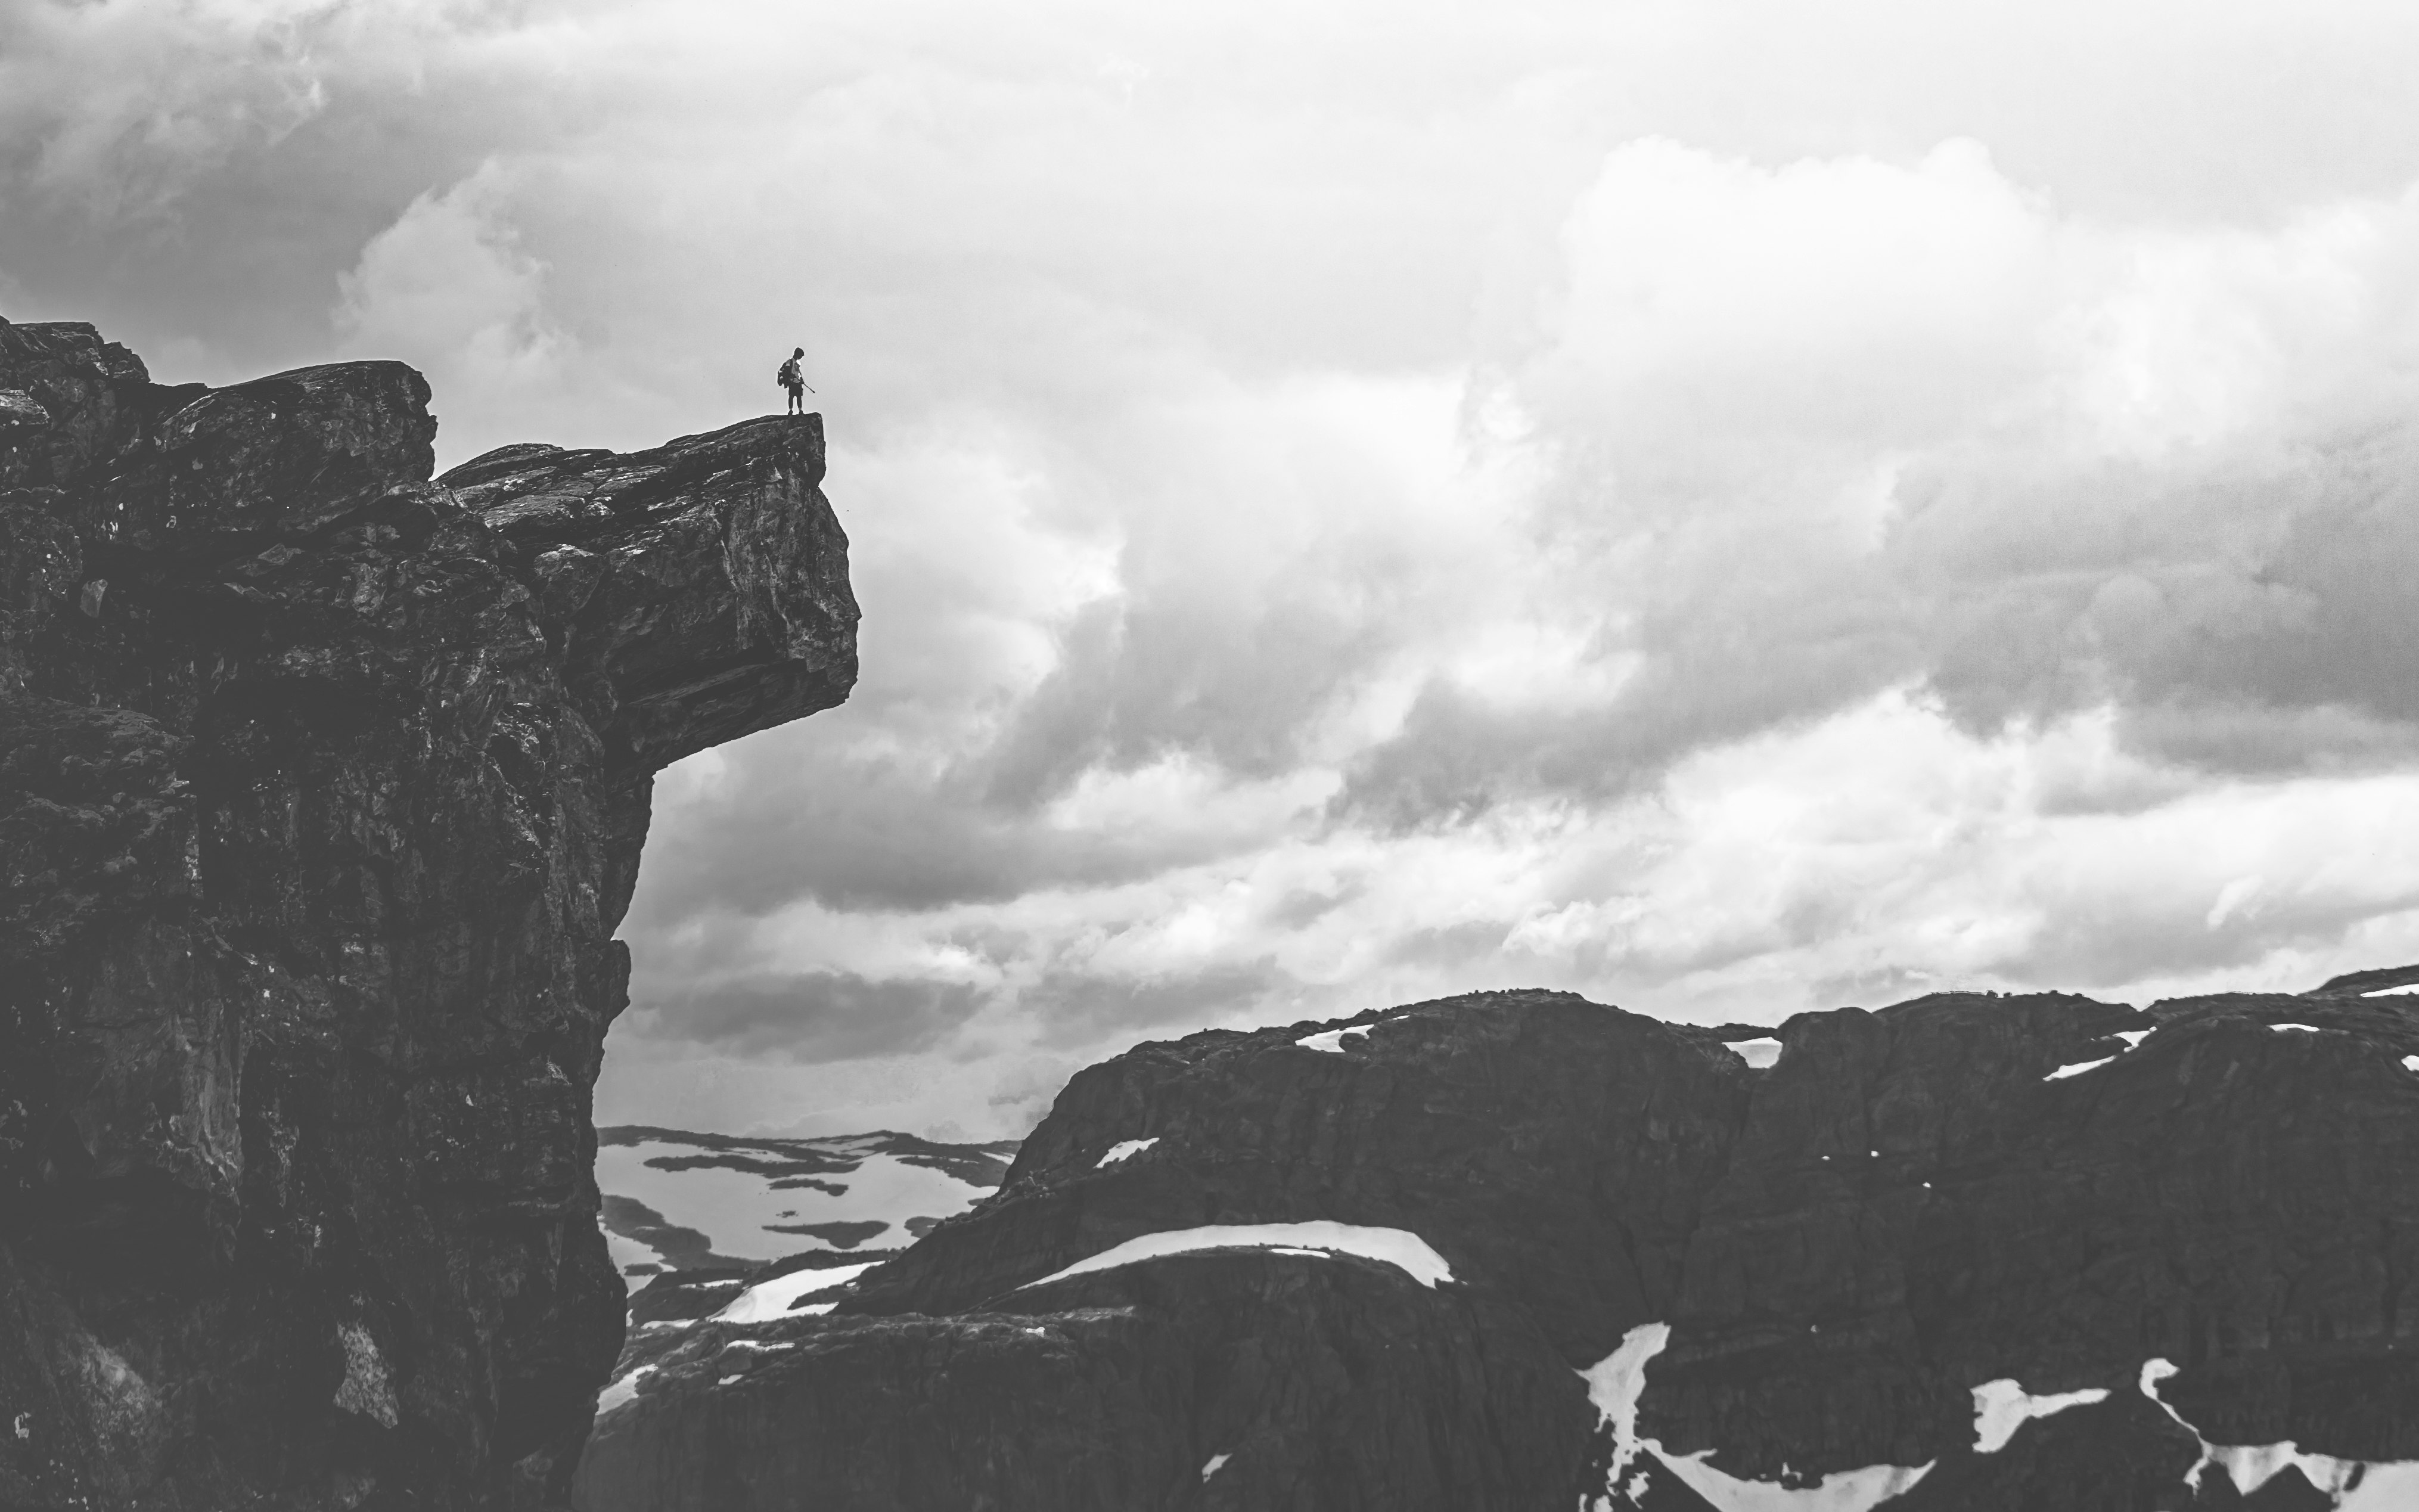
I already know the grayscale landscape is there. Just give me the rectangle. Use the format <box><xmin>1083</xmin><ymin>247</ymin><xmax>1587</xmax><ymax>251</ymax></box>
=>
<box><xmin>8</xmin><ymin>2</ymin><xmax>2419</xmax><ymax>1508</ymax></box>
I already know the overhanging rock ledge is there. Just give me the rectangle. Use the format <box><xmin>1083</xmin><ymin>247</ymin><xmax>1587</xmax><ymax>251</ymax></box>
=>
<box><xmin>0</xmin><ymin>318</ymin><xmax>856</xmax><ymax>1510</ymax></box>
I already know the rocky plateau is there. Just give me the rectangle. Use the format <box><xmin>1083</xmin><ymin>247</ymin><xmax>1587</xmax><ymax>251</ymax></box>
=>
<box><xmin>580</xmin><ymin>977</ymin><xmax>2419</xmax><ymax>1511</ymax></box>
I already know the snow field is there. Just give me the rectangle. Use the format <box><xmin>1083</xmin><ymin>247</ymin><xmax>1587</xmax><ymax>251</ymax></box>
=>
<box><xmin>594</xmin><ymin>1364</ymin><xmax>655</xmax><ymax>1418</ymax></box>
<box><xmin>712</xmin><ymin>1260</ymin><xmax>880</xmax><ymax>1324</ymax></box>
<box><xmin>1578</xmin><ymin>1321</ymin><xmax>1931</xmax><ymax>1511</ymax></box>
<box><xmin>2042</xmin><ymin>1055</ymin><xmax>2113</xmax><ymax>1081</ymax></box>
<box><xmin>1731</xmin><ymin>1039</ymin><xmax>1784</xmax><ymax>1069</ymax></box>
<box><xmin>1097</xmin><ymin>1138</ymin><xmax>1158</xmax><ymax>1168</ymax></box>
<box><xmin>597</xmin><ymin>1138</ymin><xmax>992</xmax><ymax>1268</ymax></box>
<box><xmin>1020</xmin><ymin>1222</ymin><xmax>1456</xmax><ymax>1290</ymax></box>
<box><xmin>2140</xmin><ymin>1359</ymin><xmax>2419</xmax><ymax>1505</ymax></box>
<box><xmin>1970</xmin><ymin>1379</ymin><xmax>2109</xmax><ymax>1453</ymax></box>
<box><xmin>602</xmin><ymin>1226</ymin><xmax>662</xmax><ymax>1292</ymax></box>
<box><xmin>1297</xmin><ymin>1024</ymin><xmax>1374</xmax><ymax>1053</ymax></box>
<box><xmin>1575</xmin><ymin>1337</ymin><xmax>2419</xmax><ymax>1509</ymax></box>
<box><xmin>2041</xmin><ymin>1020</ymin><xmax>2375</xmax><ymax>1084</ymax></box>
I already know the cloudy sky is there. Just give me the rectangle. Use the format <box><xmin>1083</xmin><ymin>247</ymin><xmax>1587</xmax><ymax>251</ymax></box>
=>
<box><xmin>14</xmin><ymin>0</ymin><xmax>2419</xmax><ymax>1139</ymax></box>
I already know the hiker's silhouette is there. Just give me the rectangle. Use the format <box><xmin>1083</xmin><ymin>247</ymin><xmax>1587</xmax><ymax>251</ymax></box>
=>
<box><xmin>778</xmin><ymin>347</ymin><xmax>812</xmax><ymax>414</ymax></box>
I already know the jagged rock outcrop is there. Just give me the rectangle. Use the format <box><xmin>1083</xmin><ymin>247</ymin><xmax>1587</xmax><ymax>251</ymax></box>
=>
<box><xmin>580</xmin><ymin>985</ymin><xmax>2419</xmax><ymax>1511</ymax></box>
<box><xmin>0</xmin><ymin>319</ymin><xmax>856</xmax><ymax>1510</ymax></box>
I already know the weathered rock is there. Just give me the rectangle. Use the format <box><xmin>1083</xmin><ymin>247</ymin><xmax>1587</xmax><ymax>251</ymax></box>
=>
<box><xmin>583</xmin><ymin>1249</ymin><xmax>1596</xmax><ymax>1512</ymax></box>
<box><xmin>0</xmin><ymin>318</ymin><xmax>855</xmax><ymax>1510</ymax></box>
<box><xmin>579</xmin><ymin>985</ymin><xmax>2419</xmax><ymax>1510</ymax></box>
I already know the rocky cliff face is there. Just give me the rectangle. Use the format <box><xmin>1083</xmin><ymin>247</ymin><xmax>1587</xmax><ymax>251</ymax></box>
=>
<box><xmin>580</xmin><ymin>980</ymin><xmax>2419</xmax><ymax>1511</ymax></box>
<box><xmin>0</xmin><ymin>319</ymin><xmax>856</xmax><ymax>1510</ymax></box>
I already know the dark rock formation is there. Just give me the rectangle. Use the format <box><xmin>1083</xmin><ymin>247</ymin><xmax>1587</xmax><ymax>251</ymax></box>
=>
<box><xmin>0</xmin><ymin>318</ymin><xmax>855</xmax><ymax>1510</ymax></box>
<box><xmin>579</xmin><ymin>985</ymin><xmax>2419</xmax><ymax>1511</ymax></box>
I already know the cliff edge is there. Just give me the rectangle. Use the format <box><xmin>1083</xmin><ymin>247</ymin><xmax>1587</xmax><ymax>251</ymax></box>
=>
<box><xmin>0</xmin><ymin>319</ymin><xmax>856</xmax><ymax>1510</ymax></box>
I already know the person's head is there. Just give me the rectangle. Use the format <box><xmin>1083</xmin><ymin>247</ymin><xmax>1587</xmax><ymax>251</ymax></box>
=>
<box><xmin>793</xmin><ymin>347</ymin><xmax>803</xmax><ymax>357</ymax></box>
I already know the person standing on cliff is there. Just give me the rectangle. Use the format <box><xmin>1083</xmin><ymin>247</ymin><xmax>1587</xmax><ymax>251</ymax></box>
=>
<box><xmin>778</xmin><ymin>347</ymin><xmax>812</xmax><ymax>415</ymax></box>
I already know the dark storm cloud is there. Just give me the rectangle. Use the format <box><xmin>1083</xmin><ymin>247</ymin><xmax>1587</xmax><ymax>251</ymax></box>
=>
<box><xmin>1915</xmin><ymin>428</ymin><xmax>2419</xmax><ymax>771</ymax></box>
<box><xmin>979</xmin><ymin>577</ymin><xmax>1393</xmax><ymax>810</ymax></box>
<box><xmin>623</xmin><ymin>722</ymin><xmax>1243</xmax><ymax>920</ymax></box>
<box><xmin>1330</xmin><ymin>622</ymin><xmax>1914</xmax><ymax>831</ymax></box>
<box><xmin>622</xmin><ymin>970</ymin><xmax>985</xmax><ymax>1062</ymax></box>
<box><xmin>1333</xmin><ymin>415</ymin><xmax>2419</xmax><ymax>834</ymax></box>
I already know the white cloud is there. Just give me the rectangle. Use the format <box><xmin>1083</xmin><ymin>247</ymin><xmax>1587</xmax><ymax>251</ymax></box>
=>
<box><xmin>334</xmin><ymin>161</ymin><xmax>568</xmax><ymax>441</ymax></box>
<box><xmin>15</xmin><ymin>0</ymin><xmax>2419</xmax><ymax>1135</ymax></box>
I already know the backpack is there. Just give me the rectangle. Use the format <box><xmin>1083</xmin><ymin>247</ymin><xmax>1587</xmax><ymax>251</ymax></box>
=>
<box><xmin>777</xmin><ymin>358</ymin><xmax>799</xmax><ymax>388</ymax></box>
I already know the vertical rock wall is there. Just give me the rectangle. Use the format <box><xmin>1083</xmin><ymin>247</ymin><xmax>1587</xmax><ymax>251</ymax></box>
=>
<box><xmin>0</xmin><ymin>319</ymin><xmax>856</xmax><ymax>1510</ymax></box>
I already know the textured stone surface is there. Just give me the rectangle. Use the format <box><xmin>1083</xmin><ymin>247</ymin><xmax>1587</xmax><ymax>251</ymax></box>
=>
<box><xmin>581</xmin><ymin>985</ymin><xmax>2419</xmax><ymax>1510</ymax></box>
<box><xmin>583</xmin><ymin>1249</ymin><xmax>1595</xmax><ymax>1512</ymax></box>
<box><xmin>0</xmin><ymin>318</ymin><xmax>855</xmax><ymax>1510</ymax></box>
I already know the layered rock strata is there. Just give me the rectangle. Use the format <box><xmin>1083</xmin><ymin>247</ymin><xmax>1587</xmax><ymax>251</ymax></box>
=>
<box><xmin>0</xmin><ymin>319</ymin><xmax>855</xmax><ymax>1510</ymax></box>
<box><xmin>580</xmin><ymin>982</ymin><xmax>2419</xmax><ymax>1511</ymax></box>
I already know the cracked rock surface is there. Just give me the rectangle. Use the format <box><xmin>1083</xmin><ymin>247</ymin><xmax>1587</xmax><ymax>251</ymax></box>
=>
<box><xmin>0</xmin><ymin>318</ymin><xmax>855</xmax><ymax>1511</ymax></box>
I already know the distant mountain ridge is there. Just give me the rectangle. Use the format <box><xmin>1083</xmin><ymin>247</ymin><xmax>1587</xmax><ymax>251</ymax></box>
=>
<box><xmin>577</xmin><ymin>979</ymin><xmax>2419</xmax><ymax>1511</ymax></box>
<box><xmin>595</xmin><ymin>1126</ymin><xmax>1021</xmax><ymax>1283</ymax></box>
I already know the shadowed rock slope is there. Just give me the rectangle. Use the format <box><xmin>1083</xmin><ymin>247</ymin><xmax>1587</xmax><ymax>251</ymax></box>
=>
<box><xmin>0</xmin><ymin>319</ymin><xmax>856</xmax><ymax>1510</ymax></box>
<box><xmin>580</xmin><ymin>983</ymin><xmax>2419</xmax><ymax>1511</ymax></box>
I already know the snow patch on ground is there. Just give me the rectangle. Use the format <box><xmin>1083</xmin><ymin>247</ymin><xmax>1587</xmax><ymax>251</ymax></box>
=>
<box><xmin>2044</xmin><ymin>1055</ymin><xmax>2116</xmax><ymax>1081</ymax></box>
<box><xmin>2270</xmin><ymin>1023</ymin><xmax>2322</xmax><ymax>1033</ymax></box>
<box><xmin>2404</xmin><ymin>1055</ymin><xmax>2419</xmax><ymax>1073</ymax></box>
<box><xmin>1578</xmin><ymin>1322</ymin><xmax>1932</xmax><ymax>1511</ymax></box>
<box><xmin>1732</xmin><ymin>1038</ymin><xmax>1784</xmax><ymax>1069</ymax></box>
<box><xmin>1021</xmin><ymin>1222</ymin><xmax>1455</xmax><ymax>1290</ymax></box>
<box><xmin>1296</xmin><ymin>1024</ymin><xmax>1373</xmax><ymax>1053</ymax></box>
<box><xmin>1580</xmin><ymin>1322</ymin><xmax>1669</xmax><ymax>1494</ymax></box>
<box><xmin>1201</xmin><ymin>1452</ymin><xmax>1230</xmax><ymax>1482</ymax></box>
<box><xmin>2044</xmin><ymin>1025</ymin><xmax>2170</xmax><ymax>1082</ymax></box>
<box><xmin>594</xmin><ymin>1364</ymin><xmax>655</xmax><ymax>1418</ymax></box>
<box><xmin>2364</xmin><ymin>984</ymin><xmax>2419</xmax><ymax>996</ymax></box>
<box><xmin>1097</xmin><ymin>1138</ymin><xmax>1158</xmax><ymax>1168</ymax></box>
<box><xmin>2141</xmin><ymin>1358</ymin><xmax>2419</xmax><ymax>1504</ymax></box>
<box><xmin>1660</xmin><ymin>1452</ymin><xmax>1934</xmax><ymax>1511</ymax></box>
<box><xmin>712</xmin><ymin>1261</ymin><xmax>878</xmax><ymax>1324</ymax></box>
<box><xmin>1971</xmin><ymin>1379</ymin><xmax>2110</xmax><ymax>1453</ymax></box>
